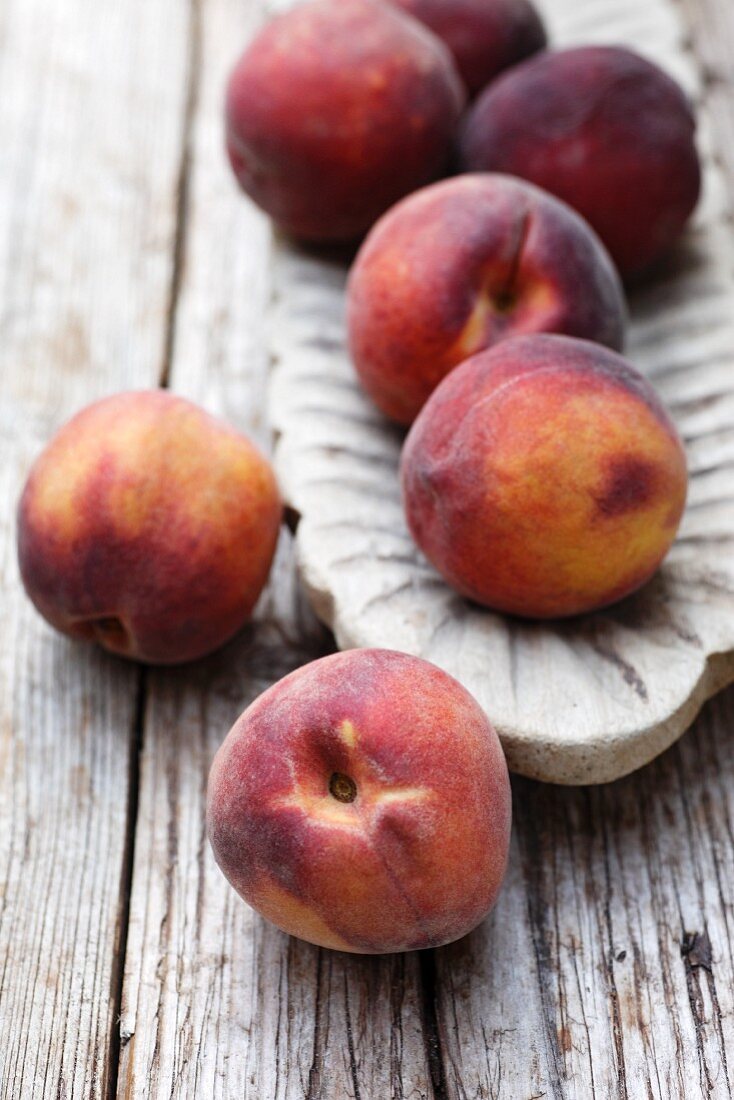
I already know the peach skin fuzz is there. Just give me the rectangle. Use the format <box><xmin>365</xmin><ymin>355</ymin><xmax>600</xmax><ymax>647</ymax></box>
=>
<box><xmin>207</xmin><ymin>648</ymin><xmax>511</xmax><ymax>953</ymax></box>
<box><xmin>348</xmin><ymin>174</ymin><xmax>627</xmax><ymax>425</ymax></box>
<box><xmin>391</xmin><ymin>0</ymin><xmax>547</xmax><ymax>98</ymax></box>
<box><xmin>461</xmin><ymin>47</ymin><xmax>701</xmax><ymax>278</ymax></box>
<box><xmin>226</xmin><ymin>0</ymin><xmax>465</xmax><ymax>242</ymax></box>
<box><xmin>18</xmin><ymin>391</ymin><xmax>281</xmax><ymax>664</ymax></box>
<box><xmin>401</xmin><ymin>334</ymin><xmax>688</xmax><ymax>618</ymax></box>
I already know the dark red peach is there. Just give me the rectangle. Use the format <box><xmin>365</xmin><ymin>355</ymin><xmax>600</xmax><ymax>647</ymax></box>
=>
<box><xmin>391</xmin><ymin>0</ymin><xmax>547</xmax><ymax>97</ymax></box>
<box><xmin>461</xmin><ymin>47</ymin><xmax>702</xmax><ymax>277</ymax></box>
<box><xmin>226</xmin><ymin>0</ymin><xmax>465</xmax><ymax>242</ymax></box>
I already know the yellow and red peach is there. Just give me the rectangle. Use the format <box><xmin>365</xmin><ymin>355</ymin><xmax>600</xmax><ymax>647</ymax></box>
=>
<box><xmin>391</xmin><ymin>0</ymin><xmax>547</xmax><ymax>97</ymax></box>
<box><xmin>401</xmin><ymin>335</ymin><xmax>688</xmax><ymax>618</ymax></box>
<box><xmin>17</xmin><ymin>391</ymin><xmax>281</xmax><ymax>664</ymax></box>
<box><xmin>461</xmin><ymin>46</ymin><xmax>701</xmax><ymax>278</ymax></box>
<box><xmin>225</xmin><ymin>0</ymin><xmax>465</xmax><ymax>242</ymax></box>
<box><xmin>207</xmin><ymin>648</ymin><xmax>511</xmax><ymax>953</ymax></box>
<box><xmin>347</xmin><ymin>174</ymin><xmax>627</xmax><ymax>425</ymax></box>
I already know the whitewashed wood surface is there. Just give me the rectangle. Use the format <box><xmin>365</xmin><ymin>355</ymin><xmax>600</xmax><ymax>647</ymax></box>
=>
<box><xmin>0</xmin><ymin>0</ymin><xmax>733</xmax><ymax>1097</ymax></box>
<box><xmin>271</xmin><ymin>0</ymin><xmax>734</xmax><ymax>786</ymax></box>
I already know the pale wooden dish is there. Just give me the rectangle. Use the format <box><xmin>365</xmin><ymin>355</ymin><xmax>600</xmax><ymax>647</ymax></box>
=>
<box><xmin>271</xmin><ymin>0</ymin><xmax>734</xmax><ymax>784</ymax></box>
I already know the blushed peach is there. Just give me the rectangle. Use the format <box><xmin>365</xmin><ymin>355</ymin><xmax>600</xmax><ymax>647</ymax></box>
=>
<box><xmin>226</xmin><ymin>0</ymin><xmax>465</xmax><ymax>242</ymax></box>
<box><xmin>17</xmin><ymin>391</ymin><xmax>281</xmax><ymax>664</ymax></box>
<box><xmin>347</xmin><ymin>174</ymin><xmax>626</xmax><ymax>425</ymax></box>
<box><xmin>391</xmin><ymin>0</ymin><xmax>547</xmax><ymax>97</ymax></box>
<box><xmin>401</xmin><ymin>335</ymin><xmax>688</xmax><ymax>618</ymax></box>
<box><xmin>207</xmin><ymin>649</ymin><xmax>511</xmax><ymax>953</ymax></box>
<box><xmin>461</xmin><ymin>47</ymin><xmax>702</xmax><ymax>278</ymax></box>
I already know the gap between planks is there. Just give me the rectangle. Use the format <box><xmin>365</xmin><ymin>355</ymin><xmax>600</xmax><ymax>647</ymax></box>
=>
<box><xmin>104</xmin><ymin>0</ymin><xmax>202</xmax><ymax>1093</ymax></box>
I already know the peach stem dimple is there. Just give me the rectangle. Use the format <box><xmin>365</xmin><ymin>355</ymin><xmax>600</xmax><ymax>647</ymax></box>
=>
<box><xmin>71</xmin><ymin>614</ymin><xmax>130</xmax><ymax>651</ymax></box>
<box><xmin>499</xmin><ymin>208</ymin><xmax>532</xmax><ymax>309</ymax></box>
<box><xmin>492</xmin><ymin>288</ymin><xmax>517</xmax><ymax>314</ymax></box>
<box><xmin>92</xmin><ymin>616</ymin><xmax>129</xmax><ymax>648</ymax></box>
<box><xmin>329</xmin><ymin>772</ymin><xmax>357</xmax><ymax>803</ymax></box>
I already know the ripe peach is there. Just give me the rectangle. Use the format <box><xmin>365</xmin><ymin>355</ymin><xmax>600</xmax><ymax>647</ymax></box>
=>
<box><xmin>18</xmin><ymin>391</ymin><xmax>281</xmax><ymax>664</ymax></box>
<box><xmin>391</xmin><ymin>0</ymin><xmax>547</xmax><ymax>97</ymax></box>
<box><xmin>347</xmin><ymin>174</ymin><xmax>627</xmax><ymax>425</ymax></box>
<box><xmin>461</xmin><ymin>47</ymin><xmax>702</xmax><ymax>278</ymax></box>
<box><xmin>225</xmin><ymin>0</ymin><xmax>465</xmax><ymax>242</ymax></box>
<box><xmin>207</xmin><ymin>649</ymin><xmax>511</xmax><ymax>953</ymax></box>
<box><xmin>401</xmin><ymin>335</ymin><xmax>688</xmax><ymax>618</ymax></box>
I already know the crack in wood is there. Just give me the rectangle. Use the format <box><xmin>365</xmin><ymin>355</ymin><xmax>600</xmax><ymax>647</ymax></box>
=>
<box><xmin>159</xmin><ymin>0</ymin><xmax>202</xmax><ymax>388</ymax></box>
<box><xmin>517</xmin><ymin>802</ymin><xmax>566</xmax><ymax>1099</ymax></box>
<box><xmin>343</xmin><ymin>970</ymin><xmax>362</xmax><ymax>1100</ymax></box>
<box><xmin>418</xmin><ymin>951</ymin><xmax>449</xmax><ymax>1100</ymax></box>
<box><xmin>105</xmin><ymin>668</ymin><xmax>147</xmax><ymax>1100</ymax></box>
<box><xmin>305</xmin><ymin>949</ymin><xmax>325</xmax><ymax>1100</ymax></box>
<box><xmin>681</xmin><ymin>929</ymin><xmax>713</xmax><ymax>971</ymax></box>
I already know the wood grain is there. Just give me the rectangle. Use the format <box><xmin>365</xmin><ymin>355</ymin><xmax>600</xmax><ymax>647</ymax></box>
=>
<box><xmin>0</xmin><ymin>0</ymin><xmax>191</xmax><ymax>1096</ymax></box>
<box><xmin>112</xmin><ymin>3</ymin><xmax>438</xmax><ymax>1096</ymax></box>
<box><xmin>112</xmin><ymin>0</ymin><xmax>351</xmax><ymax>1094</ymax></box>
<box><xmin>433</xmin><ymin>688</ymin><xmax>734</xmax><ymax>1100</ymax></box>
<box><xmin>677</xmin><ymin>0</ymin><xmax>734</xmax><ymax>214</ymax></box>
<box><xmin>1</xmin><ymin>0</ymin><xmax>734</xmax><ymax>1096</ymax></box>
<box><xmin>271</xmin><ymin>0</ymin><xmax>734</xmax><ymax>785</ymax></box>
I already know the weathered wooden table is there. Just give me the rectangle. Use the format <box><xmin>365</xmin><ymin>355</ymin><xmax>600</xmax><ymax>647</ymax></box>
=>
<box><xmin>1</xmin><ymin>0</ymin><xmax>733</xmax><ymax>1096</ymax></box>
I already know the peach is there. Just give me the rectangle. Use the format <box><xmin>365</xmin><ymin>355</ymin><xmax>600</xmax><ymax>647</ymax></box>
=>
<box><xmin>225</xmin><ymin>0</ymin><xmax>465</xmax><ymax>242</ymax></box>
<box><xmin>401</xmin><ymin>335</ymin><xmax>688</xmax><ymax>618</ymax></box>
<box><xmin>461</xmin><ymin>47</ymin><xmax>702</xmax><ymax>278</ymax></box>
<box><xmin>17</xmin><ymin>391</ymin><xmax>281</xmax><ymax>664</ymax></box>
<box><xmin>207</xmin><ymin>648</ymin><xmax>511</xmax><ymax>953</ymax></box>
<box><xmin>391</xmin><ymin>0</ymin><xmax>547</xmax><ymax>97</ymax></box>
<box><xmin>347</xmin><ymin>174</ymin><xmax>627</xmax><ymax>425</ymax></box>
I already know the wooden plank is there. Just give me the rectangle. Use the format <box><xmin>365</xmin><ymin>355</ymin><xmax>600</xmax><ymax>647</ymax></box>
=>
<box><xmin>433</xmin><ymin>688</ymin><xmax>734</xmax><ymax>1099</ymax></box>
<box><xmin>114</xmin><ymin>3</ymin><xmax>434</xmax><ymax>1096</ymax></box>
<box><xmin>0</xmin><ymin>0</ymin><xmax>191</xmax><ymax>1096</ymax></box>
<box><xmin>107</xmin><ymin>0</ymin><xmax>400</xmax><ymax>1095</ymax></box>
